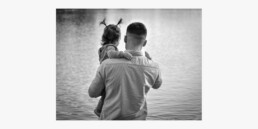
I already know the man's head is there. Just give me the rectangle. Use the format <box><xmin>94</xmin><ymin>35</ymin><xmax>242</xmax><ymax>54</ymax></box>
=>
<box><xmin>124</xmin><ymin>22</ymin><xmax>147</xmax><ymax>50</ymax></box>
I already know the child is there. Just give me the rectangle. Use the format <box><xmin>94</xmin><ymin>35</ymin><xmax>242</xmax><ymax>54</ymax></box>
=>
<box><xmin>94</xmin><ymin>18</ymin><xmax>152</xmax><ymax>117</ymax></box>
<box><xmin>98</xmin><ymin>18</ymin><xmax>133</xmax><ymax>64</ymax></box>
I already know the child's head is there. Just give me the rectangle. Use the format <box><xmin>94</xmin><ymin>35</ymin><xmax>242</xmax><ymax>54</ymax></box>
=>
<box><xmin>100</xmin><ymin>18</ymin><xmax>122</xmax><ymax>46</ymax></box>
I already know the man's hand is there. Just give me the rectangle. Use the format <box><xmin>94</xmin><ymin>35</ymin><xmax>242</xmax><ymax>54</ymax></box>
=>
<box><xmin>123</xmin><ymin>52</ymin><xmax>133</xmax><ymax>60</ymax></box>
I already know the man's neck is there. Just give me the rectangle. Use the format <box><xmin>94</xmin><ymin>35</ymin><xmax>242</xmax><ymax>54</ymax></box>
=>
<box><xmin>125</xmin><ymin>50</ymin><xmax>143</xmax><ymax>56</ymax></box>
<box><xmin>125</xmin><ymin>45</ymin><xmax>142</xmax><ymax>52</ymax></box>
<box><xmin>126</xmin><ymin>48</ymin><xmax>142</xmax><ymax>52</ymax></box>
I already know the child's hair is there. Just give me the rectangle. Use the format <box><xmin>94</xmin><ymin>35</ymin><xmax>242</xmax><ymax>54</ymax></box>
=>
<box><xmin>100</xmin><ymin>18</ymin><xmax>123</xmax><ymax>46</ymax></box>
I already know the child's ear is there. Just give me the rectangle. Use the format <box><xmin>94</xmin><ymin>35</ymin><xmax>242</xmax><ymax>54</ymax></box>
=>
<box><xmin>124</xmin><ymin>35</ymin><xmax>127</xmax><ymax>43</ymax></box>
<box><xmin>143</xmin><ymin>40</ymin><xmax>147</xmax><ymax>47</ymax></box>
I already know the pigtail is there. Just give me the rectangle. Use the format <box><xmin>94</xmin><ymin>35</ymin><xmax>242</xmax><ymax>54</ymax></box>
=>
<box><xmin>100</xmin><ymin>18</ymin><xmax>107</xmax><ymax>27</ymax></box>
<box><xmin>116</xmin><ymin>18</ymin><xmax>123</xmax><ymax>26</ymax></box>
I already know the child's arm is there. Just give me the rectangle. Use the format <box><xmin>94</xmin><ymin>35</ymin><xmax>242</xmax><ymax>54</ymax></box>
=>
<box><xmin>106</xmin><ymin>46</ymin><xmax>133</xmax><ymax>60</ymax></box>
<box><xmin>145</xmin><ymin>51</ymin><xmax>152</xmax><ymax>60</ymax></box>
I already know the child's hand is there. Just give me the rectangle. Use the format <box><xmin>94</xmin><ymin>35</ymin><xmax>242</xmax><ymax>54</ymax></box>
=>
<box><xmin>145</xmin><ymin>51</ymin><xmax>152</xmax><ymax>60</ymax></box>
<box><xmin>123</xmin><ymin>52</ymin><xmax>133</xmax><ymax>60</ymax></box>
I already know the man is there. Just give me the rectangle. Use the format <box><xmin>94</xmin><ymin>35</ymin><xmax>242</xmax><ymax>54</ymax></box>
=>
<box><xmin>88</xmin><ymin>22</ymin><xmax>162</xmax><ymax>120</ymax></box>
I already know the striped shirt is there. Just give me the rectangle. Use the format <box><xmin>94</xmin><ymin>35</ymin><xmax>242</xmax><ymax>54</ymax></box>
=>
<box><xmin>89</xmin><ymin>50</ymin><xmax>162</xmax><ymax>120</ymax></box>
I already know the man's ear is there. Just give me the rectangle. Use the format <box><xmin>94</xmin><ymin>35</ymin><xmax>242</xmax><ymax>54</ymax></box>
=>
<box><xmin>124</xmin><ymin>35</ymin><xmax>127</xmax><ymax>43</ymax></box>
<box><xmin>143</xmin><ymin>40</ymin><xmax>147</xmax><ymax>47</ymax></box>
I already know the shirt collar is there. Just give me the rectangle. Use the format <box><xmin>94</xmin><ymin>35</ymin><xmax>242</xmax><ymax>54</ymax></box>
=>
<box><xmin>125</xmin><ymin>50</ymin><xmax>143</xmax><ymax>56</ymax></box>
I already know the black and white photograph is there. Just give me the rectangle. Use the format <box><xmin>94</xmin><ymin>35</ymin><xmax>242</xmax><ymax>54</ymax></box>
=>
<box><xmin>56</xmin><ymin>9</ymin><xmax>202</xmax><ymax>120</ymax></box>
<box><xmin>1</xmin><ymin>0</ymin><xmax>258</xmax><ymax>128</ymax></box>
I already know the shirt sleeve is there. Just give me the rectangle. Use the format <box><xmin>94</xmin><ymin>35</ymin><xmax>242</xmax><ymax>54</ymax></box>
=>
<box><xmin>88</xmin><ymin>65</ymin><xmax>105</xmax><ymax>98</ymax></box>
<box><xmin>153</xmin><ymin>69</ymin><xmax>162</xmax><ymax>89</ymax></box>
<box><xmin>106</xmin><ymin>46</ymin><xmax>124</xmax><ymax>58</ymax></box>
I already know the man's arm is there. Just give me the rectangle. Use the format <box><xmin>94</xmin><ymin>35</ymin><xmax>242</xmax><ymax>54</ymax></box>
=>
<box><xmin>153</xmin><ymin>69</ymin><xmax>162</xmax><ymax>89</ymax></box>
<box><xmin>88</xmin><ymin>66</ymin><xmax>105</xmax><ymax>98</ymax></box>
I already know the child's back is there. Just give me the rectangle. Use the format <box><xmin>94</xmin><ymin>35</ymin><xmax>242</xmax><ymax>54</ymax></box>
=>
<box><xmin>98</xmin><ymin>44</ymin><xmax>118</xmax><ymax>63</ymax></box>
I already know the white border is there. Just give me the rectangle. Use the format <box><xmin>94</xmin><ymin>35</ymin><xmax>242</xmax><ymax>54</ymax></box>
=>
<box><xmin>0</xmin><ymin>0</ymin><xmax>258</xmax><ymax>129</ymax></box>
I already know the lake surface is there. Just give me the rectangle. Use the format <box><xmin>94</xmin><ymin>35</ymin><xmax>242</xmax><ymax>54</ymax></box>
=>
<box><xmin>56</xmin><ymin>9</ymin><xmax>202</xmax><ymax>120</ymax></box>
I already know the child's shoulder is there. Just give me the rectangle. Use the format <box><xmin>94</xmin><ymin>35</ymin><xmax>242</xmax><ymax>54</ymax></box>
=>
<box><xmin>98</xmin><ymin>44</ymin><xmax>117</xmax><ymax>55</ymax></box>
<box><xmin>98</xmin><ymin>44</ymin><xmax>118</xmax><ymax>63</ymax></box>
<box><xmin>104</xmin><ymin>44</ymin><xmax>118</xmax><ymax>50</ymax></box>
<box><xmin>99</xmin><ymin>44</ymin><xmax>118</xmax><ymax>52</ymax></box>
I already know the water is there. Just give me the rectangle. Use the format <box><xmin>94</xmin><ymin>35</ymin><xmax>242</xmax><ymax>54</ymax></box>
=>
<box><xmin>56</xmin><ymin>9</ymin><xmax>202</xmax><ymax>120</ymax></box>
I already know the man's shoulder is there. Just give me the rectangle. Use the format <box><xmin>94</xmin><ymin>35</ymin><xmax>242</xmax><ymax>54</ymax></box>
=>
<box><xmin>146</xmin><ymin>60</ymin><xmax>160</xmax><ymax>69</ymax></box>
<box><xmin>101</xmin><ymin>57</ymin><xmax>160</xmax><ymax>69</ymax></box>
<box><xmin>101</xmin><ymin>58</ymin><xmax>129</xmax><ymax>65</ymax></box>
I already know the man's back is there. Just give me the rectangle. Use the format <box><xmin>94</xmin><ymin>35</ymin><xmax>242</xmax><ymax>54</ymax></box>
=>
<box><xmin>93</xmin><ymin>51</ymin><xmax>162</xmax><ymax>120</ymax></box>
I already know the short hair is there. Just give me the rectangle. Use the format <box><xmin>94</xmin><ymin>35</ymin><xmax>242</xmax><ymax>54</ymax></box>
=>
<box><xmin>126</xmin><ymin>22</ymin><xmax>147</xmax><ymax>36</ymax></box>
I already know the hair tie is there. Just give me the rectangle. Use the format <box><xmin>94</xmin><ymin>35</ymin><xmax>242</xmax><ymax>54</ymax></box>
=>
<box><xmin>116</xmin><ymin>18</ymin><xmax>122</xmax><ymax>26</ymax></box>
<box><xmin>100</xmin><ymin>18</ymin><xmax>107</xmax><ymax>27</ymax></box>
